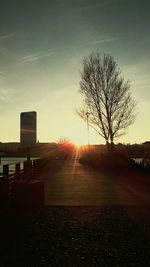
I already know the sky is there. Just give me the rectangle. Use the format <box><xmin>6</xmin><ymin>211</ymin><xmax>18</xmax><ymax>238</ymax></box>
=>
<box><xmin>0</xmin><ymin>0</ymin><xmax>150</xmax><ymax>145</ymax></box>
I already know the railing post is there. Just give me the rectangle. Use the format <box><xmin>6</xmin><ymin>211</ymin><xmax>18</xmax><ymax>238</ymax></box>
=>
<box><xmin>32</xmin><ymin>160</ymin><xmax>37</xmax><ymax>179</ymax></box>
<box><xmin>37</xmin><ymin>158</ymin><xmax>41</xmax><ymax>171</ymax></box>
<box><xmin>3</xmin><ymin>164</ymin><xmax>9</xmax><ymax>199</ymax></box>
<box><xmin>28</xmin><ymin>160</ymin><xmax>32</xmax><ymax>180</ymax></box>
<box><xmin>23</xmin><ymin>160</ymin><xmax>32</xmax><ymax>180</ymax></box>
<box><xmin>15</xmin><ymin>163</ymin><xmax>21</xmax><ymax>180</ymax></box>
<box><xmin>3</xmin><ymin>164</ymin><xmax>9</xmax><ymax>178</ymax></box>
<box><xmin>23</xmin><ymin>161</ymin><xmax>27</xmax><ymax>180</ymax></box>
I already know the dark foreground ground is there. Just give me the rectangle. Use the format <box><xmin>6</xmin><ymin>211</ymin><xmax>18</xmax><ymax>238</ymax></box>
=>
<box><xmin>1</xmin><ymin>205</ymin><xmax>150</xmax><ymax>267</ymax></box>
<box><xmin>1</xmin><ymin>158</ymin><xmax>150</xmax><ymax>266</ymax></box>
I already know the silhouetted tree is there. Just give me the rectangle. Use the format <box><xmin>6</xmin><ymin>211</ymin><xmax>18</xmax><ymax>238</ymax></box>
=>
<box><xmin>57</xmin><ymin>137</ymin><xmax>75</xmax><ymax>158</ymax></box>
<box><xmin>77</xmin><ymin>52</ymin><xmax>137</xmax><ymax>151</ymax></box>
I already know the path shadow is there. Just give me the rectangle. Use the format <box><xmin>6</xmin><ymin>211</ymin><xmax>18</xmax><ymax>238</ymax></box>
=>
<box><xmin>1</xmin><ymin>205</ymin><xmax>150</xmax><ymax>266</ymax></box>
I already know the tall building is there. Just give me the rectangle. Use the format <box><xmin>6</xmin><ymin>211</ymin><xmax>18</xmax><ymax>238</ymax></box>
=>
<box><xmin>20</xmin><ymin>111</ymin><xmax>37</xmax><ymax>145</ymax></box>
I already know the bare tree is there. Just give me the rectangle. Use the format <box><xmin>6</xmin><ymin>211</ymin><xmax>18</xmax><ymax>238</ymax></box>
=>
<box><xmin>77</xmin><ymin>52</ymin><xmax>137</xmax><ymax>151</ymax></box>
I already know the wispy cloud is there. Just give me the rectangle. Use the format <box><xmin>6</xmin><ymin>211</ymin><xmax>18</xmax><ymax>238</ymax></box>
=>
<box><xmin>19</xmin><ymin>49</ymin><xmax>57</xmax><ymax>63</ymax></box>
<box><xmin>0</xmin><ymin>87</ymin><xmax>15</xmax><ymax>103</ymax></box>
<box><xmin>0</xmin><ymin>71</ymin><xmax>5</xmax><ymax>77</ymax></box>
<box><xmin>88</xmin><ymin>37</ymin><xmax>118</xmax><ymax>45</ymax></box>
<box><xmin>123</xmin><ymin>60</ymin><xmax>150</xmax><ymax>102</ymax></box>
<box><xmin>0</xmin><ymin>73</ymin><xmax>16</xmax><ymax>106</ymax></box>
<box><xmin>0</xmin><ymin>33</ymin><xmax>14</xmax><ymax>41</ymax></box>
<box><xmin>76</xmin><ymin>0</ymin><xmax>119</xmax><ymax>11</ymax></box>
<box><xmin>137</xmin><ymin>36</ymin><xmax>150</xmax><ymax>47</ymax></box>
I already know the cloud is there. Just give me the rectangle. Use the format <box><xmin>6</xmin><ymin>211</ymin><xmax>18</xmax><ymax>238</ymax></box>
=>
<box><xmin>18</xmin><ymin>36</ymin><xmax>117</xmax><ymax>65</ymax></box>
<box><xmin>137</xmin><ymin>36</ymin><xmax>150</xmax><ymax>47</ymax></box>
<box><xmin>75</xmin><ymin>0</ymin><xmax>119</xmax><ymax>11</ymax></box>
<box><xmin>0</xmin><ymin>33</ymin><xmax>14</xmax><ymax>41</ymax></box>
<box><xmin>19</xmin><ymin>49</ymin><xmax>57</xmax><ymax>63</ymax></box>
<box><xmin>88</xmin><ymin>37</ymin><xmax>118</xmax><ymax>45</ymax></box>
<box><xmin>0</xmin><ymin>72</ymin><xmax>5</xmax><ymax>78</ymax></box>
<box><xmin>0</xmin><ymin>74</ymin><xmax>16</xmax><ymax>109</ymax></box>
<box><xmin>0</xmin><ymin>87</ymin><xmax>15</xmax><ymax>104</ymax></box>
<box><xmin>123</xmin><ymin>60</ymin><xmax>150</xmax><ymax>102</ymax></box>
<box><xmin>132</xmin><ymin>75</ymin><xmax>150</xmax><ymax>85</ymax></box>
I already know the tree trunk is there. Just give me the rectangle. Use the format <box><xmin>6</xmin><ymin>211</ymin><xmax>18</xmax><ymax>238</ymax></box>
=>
<box><xmin>110</xmin><ymin>141</ymin><xmax>114</xmax><ymax>153</ymax></box>
<box><xmin>110</xmin><ymin>134</ymin><xmax>115</xmax><ymax>153</ymax></box>
<box><xmin>106</xmin><ymin>140</ymin><xmax>110</xmax><ymax>153</ymax></box>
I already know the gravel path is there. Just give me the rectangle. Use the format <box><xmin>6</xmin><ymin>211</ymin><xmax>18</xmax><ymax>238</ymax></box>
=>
<box><xmin>1</xmin><ymin>206</ymin><xmax>150</xmax><ymax>267</ymax></box>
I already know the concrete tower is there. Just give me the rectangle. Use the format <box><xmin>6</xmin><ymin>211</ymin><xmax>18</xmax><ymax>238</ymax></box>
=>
<box><xmin>20</xmin><ymin>111</ymin><xmax>37</xmax><ymax>145</ymax></box>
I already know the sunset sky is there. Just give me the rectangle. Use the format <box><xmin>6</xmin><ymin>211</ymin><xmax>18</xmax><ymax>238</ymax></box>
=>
<box><xmin>0</xmin><ymin>0</ymin><xmax>149</xmax><ymax>145</ymax></box>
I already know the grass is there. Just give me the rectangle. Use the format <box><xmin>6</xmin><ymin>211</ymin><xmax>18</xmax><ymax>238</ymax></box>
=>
<box><xmin>79</xmin><ymin>149</ymin><xmax>150</xmax><ymax>175</ymax></box>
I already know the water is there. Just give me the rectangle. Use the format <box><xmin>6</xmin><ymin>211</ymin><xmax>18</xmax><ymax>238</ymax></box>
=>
<box><xmin>0</xmin><ymin>157</ymin><xmax>38</xmax><ymax>177</ymax></box>
<box><xmin>133</xmin><ymin>158</ymin><xmax>143</xmax><ymax>164</ymax></box>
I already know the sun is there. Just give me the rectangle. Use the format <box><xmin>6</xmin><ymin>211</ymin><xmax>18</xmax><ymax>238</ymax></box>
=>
<box><xmin>73</xmin><ymin>140</ymin><xmax>88</xmax><ymax>148</ymax></box>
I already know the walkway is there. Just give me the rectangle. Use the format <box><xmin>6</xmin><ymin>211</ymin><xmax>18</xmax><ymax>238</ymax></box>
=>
<box><xmin>41</xmin><ymin>157</ymin><xmax>150</xmax><ymax>207</ymax></box>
